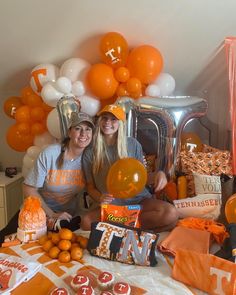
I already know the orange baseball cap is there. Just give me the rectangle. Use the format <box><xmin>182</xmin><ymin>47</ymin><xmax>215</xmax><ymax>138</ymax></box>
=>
<box><xmin>97</xmin><ymin>104</ymin><xmax>126</xmax><ymax>121</ymax></box>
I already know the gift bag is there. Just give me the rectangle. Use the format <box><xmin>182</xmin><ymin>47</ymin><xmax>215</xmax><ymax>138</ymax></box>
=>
<box><xmin>87</xmin><ymin>221</ymin><xmax>159</xmax><ymax>267</ymax></box>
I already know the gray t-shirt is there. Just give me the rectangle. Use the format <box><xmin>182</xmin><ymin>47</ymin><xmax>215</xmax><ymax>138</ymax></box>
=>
<box><xmin>82</xmin><ymin>137</ymin><xmax>151</xmax><ymax>205</ymax></box>
<box><xmin>24</xmin><ymin>143</ymin><xmax>85</xmax><ymax>216</ymax></box>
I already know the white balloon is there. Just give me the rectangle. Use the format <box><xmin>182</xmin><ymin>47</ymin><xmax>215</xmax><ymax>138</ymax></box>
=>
<box><xmin>55</xmin><ymin>76</ymin><xmax>72</xmax><ymax>94</ymax></box>
<box><xmin>72</xmin><ymin>81</ymin><xmax>86</xmax><ymax>97</ymax></box>
<box><xmin>46</xmin><ymin>108</ymin><xmax>61</xmax><ymax>139</ymax></box>
<box><xmin>23</xmin><ymin>154</ymin><xmax>35</xmax><ymax>169</ymax></box>
<box><xmin>41</xmin><ymin>82</ymin><xmax>64</xmax><ymax>107</ymax></box>
<box><xmin>60</xmin><ymin>58</ymin><xmax>90</xmax><ymax>83</ymax></box>
<box><xmin>26</xmin><ymin>146</ymin><xmax>41</xmax><ymax>160</ymax></box>
<box><xmin>22</xmin><ymin>166</ymin><xmax>31</xmax><ymax>178</ymax></box>
<box><xmin>145</xmin><ymin>84</ymin><xmax>161</xmax><ymax>97</ymax></box>
<box><xmin>79</xmin><ymin>95</ymin><xmax>101</xmax><ymax>117</ymax></box>
<box><xmin>34</xmin><ymin>131</ymin><xmax>56</xmax><ymax>148</ymax></box>
<box><xmin>154</xmin><ymin>73</ymin><xmax>176</xmax><ymax>96</ymax></box>
<box><xmin>30</xmin><ymin>63</ymin><xmax>59</xmax><ymax>95</ymax></box>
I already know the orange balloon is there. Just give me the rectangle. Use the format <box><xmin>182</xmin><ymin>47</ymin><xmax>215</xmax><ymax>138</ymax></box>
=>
<box><xmin>181</xmin><ymin>132</ymin><xmax>203</xmax><ymax>152</ymax></box>
<box><xmin>30</xmin><ymin>107</ymin><xmax>45</xmax><ymax>122</ymax></box>
<box><xmin>15</xmin><ymin>105</ymin><xmax>31</xmax><ymax>123</ymax></box>
<box><xmin>31</xmin><ymin>122</ymin><xmax>45</xmax><ymax>135</ymax></box>
<box><xmin>17</xmin><ymin>122</ymin><xmax>31</xmax><ymax>135</ymax></box>
<box><xmin>4</xmin><ymin>96</ymin><xmax>23</xmax><ymax>118</ymax></box>
<box><xmin>26</xmin><ymin>94</ymin><xmax>43</xmax><ymax>107</ymax></box>
<box><xmin>100</xmin><ymin>32</ymin><xmax>129</xmax><ymax>69</ymax></box>
<box><xmin>42</xmin><ymin>102</ymin><xmax>54</xmax><ymax>113</ymax></box>
<box><xmin>127</xmin><ymin>45</ymin><xmax>163</xmax><ymax>84</ymax></box>
<box><xmin>87</xmin><ymin>63</ymin><xmax>118</xmax><ymax>100</ymax></box>
<box><xmin>129</xmin><ymin>89</ymin><xmax>142</xmax><ymax>99</ymax></box>
<box><xmin>99</xmin><ymin>96</ymin><xmax>116</xmax><ymax>109</ymax></box>
<box><xmin>6</xmin><ymin>124</ymin><xmax>34</xmax><ymax>152</ymax></box>
<box><xmin>114</xmin><ymin>67</ymin><xmax>130</xmax><ymax>83</ymax></box>
<box><xmin>225</xmin><ymin>194</ymin><xmax>236</xmax><ymax>223</ymax></box>
<box><xmin>106</xmin><ymin>158</ymin><xmax>147</xmax><ymax>199</ymax></box>
<box><xmin>20</xmin><ymin>86</ymin><xmax>35</xmax><ymax>104</ymax></box>
<box><xmin>116</xmin><ymin>83</ymin><xmax>129</xmax><ymax>97</ymax></box>
<box><xmin>126</xmin><ymin>77</ymin><xmax>142</xmax><ymax>94</ymax></box>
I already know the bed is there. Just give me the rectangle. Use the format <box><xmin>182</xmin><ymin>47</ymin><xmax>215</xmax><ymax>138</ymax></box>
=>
<box><xmin>0</xmin><ymin>230</ymin><xmax>218</xmax><ymax>295</ymax></box>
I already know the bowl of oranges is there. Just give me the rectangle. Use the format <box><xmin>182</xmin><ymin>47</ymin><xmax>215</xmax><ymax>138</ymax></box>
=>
<box><xmin>38</xmin><ymin>228</ymin><xmax>88</xmax><ymax>263</ymax></box>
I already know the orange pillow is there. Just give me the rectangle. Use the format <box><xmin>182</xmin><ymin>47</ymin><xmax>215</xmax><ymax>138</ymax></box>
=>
<box><xmin>179</xmin><ymin>144</ymin><xmax>232</xmax><ymax>197</ymax></box>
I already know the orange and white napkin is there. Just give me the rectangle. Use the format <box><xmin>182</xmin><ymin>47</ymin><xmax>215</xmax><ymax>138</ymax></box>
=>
<box><xmin>0</xmin><ymin>253</ymin><xmax>41</xmax><ymax>294</ymax></box>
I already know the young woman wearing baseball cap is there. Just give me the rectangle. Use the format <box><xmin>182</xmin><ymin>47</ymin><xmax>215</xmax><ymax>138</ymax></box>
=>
<box><xmin>82</xmin><ymin>104</ymin><xmax>179</xmax><ymax>232</ymax></box>
<box><xmin>0</xmin><ymin>112</ymin><xmax>94</xmax><ymax>243</ymax></box>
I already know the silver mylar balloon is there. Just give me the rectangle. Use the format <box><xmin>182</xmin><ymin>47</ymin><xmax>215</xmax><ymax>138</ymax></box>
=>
<box><xmin>56</xmin><ymin>94</ymin><xmax>81</xmax><ymax>139</ymax></box>
<box><xmin>117</xmin><ymin>96</ymin><xmax>208</xmax><ymax>178</ymax></box>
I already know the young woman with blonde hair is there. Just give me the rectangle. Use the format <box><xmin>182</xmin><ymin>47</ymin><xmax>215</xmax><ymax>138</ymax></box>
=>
<box><xmin>82</xmin><ymin>104</ymin><xmax>179</xmax><ymax>232</ymax></box>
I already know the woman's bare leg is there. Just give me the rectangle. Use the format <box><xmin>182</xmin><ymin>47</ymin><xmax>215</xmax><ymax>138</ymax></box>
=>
<box><xmin>139</xmin><ymin>197</ymin><xmax>179</xmax><ymax>232</ymax></box>
<box><xmin>80</xmin><ymin>207</ymin><xmax>101</xmax><ymax>231</ymax></box>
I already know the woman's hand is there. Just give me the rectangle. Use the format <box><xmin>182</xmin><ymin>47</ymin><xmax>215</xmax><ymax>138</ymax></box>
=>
<box><xmin>153</xmin><ymin>171</ymin><xmax>168</xmax><ymax>193</ymax></box>
<box><xmin>100</xmin><ymin>193</ymin><xmax>114</xmax><ymax>204</ymax></box>
<box><xmin>51</xmin><ymin>212</ymin><xmax>72</xmax><ymax>222</ymax></box>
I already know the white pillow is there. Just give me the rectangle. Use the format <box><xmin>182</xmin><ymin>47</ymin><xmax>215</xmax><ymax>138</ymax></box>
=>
<box><xmin>173</xmin><ymin>194</ymin><xmax>222</xmax><ymax>220</ymax></box>
<box><xmin>193</xmin><ymin>172</ymin><xmax>221</xmax><ymax>195</ymax></box>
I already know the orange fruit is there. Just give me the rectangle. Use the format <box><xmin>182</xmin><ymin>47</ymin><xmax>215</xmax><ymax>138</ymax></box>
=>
<box><xmin>71</xmin><ymin>242</ymin><xmax>80</xmax><ymax>250</ymax></box>
<box><xmin>71</xmin><ymin>233</ymin><xmax>77</xmax><ymax>243</ymax></box>
<box><xmin>42</xmin><ymin>240</ymin><xmax>54</xmax><ymax>252</ymax></box>
<box><xmin>51</xmin><ymin>233</ymin><xmax>60</xmax><ymax>245</ymax></box>
<box><xmin>77</xmin><ymin>236</ymin><xmax>88</xmax><ymax>249</ymax></box>
<box><xmin>48</xmin><ymin>246</ymin><xmax>61</xmax><ymax>259</ymax></box>
<box><xmin>58</xmin><ymin>251</ymin><xmax>71</xmax><ymax>263</ymax></box>
<box><xmin>59</xmin><ymin>228</ymin><xmax>73</xmax><ymax>240</ymax></box>
<box><xmin>71</xmin><ymin>246</ymin><xmax>83</xmax><ymax>261</ymax></box>
<box><xmin>47</xmin><ymin>231</ymin><xmax>53</xmax><ymax>239</ymax></box>
<box><xmin>38</xmin><ymin>235</ymin><xmax>48</xmax><ymax>245</ymax></box>
<box><xmin>58</xmin><ymin>239</ymin><xmax>71</xmax><ymax>251</ymax></box>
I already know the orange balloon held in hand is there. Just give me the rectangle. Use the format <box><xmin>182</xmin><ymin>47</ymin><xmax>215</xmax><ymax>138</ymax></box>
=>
<box><xmin>100</xmin><ymin>32</ymin><xmax>129</xmax><ymax>69</ymax></box>
<box><xmin>127</xmin><ymin>45</ymin><xmax>163</xmax><ymax>84</ymax></box>
<box><xmin>225</xmin><ymin>194</ymin><xmax>236</xmax><ymax>223</ymax></box>
<box><xmin>106</xmin><ymin>158</ymin><xmax>147</xmax><ymax>199</ymax></box>
<box><xmin>181</xmin><ymin>132</ymin><xmax>203</xmax><ymax>152</ymax></box>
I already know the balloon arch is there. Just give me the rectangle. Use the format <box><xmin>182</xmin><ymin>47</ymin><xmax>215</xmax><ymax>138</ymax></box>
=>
<box><xmin>3</xmin><ymin>31</ymin><xmax>206</xmax><ymax>177</ymax></box>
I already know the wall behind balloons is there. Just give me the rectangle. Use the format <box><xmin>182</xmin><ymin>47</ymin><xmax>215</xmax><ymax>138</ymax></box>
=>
<box><xmin>0</xmin><ymin>0</ymin><xmax>235</xmax><ymax>170</ymax></box>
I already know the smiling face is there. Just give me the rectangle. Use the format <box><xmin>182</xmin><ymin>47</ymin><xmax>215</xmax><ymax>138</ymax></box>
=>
<box><xmin>100</xmin><ymin>113</ymin><xmax>119</xmax><ymax>136</ymax></box>
<box><xmin>68</xmin><ymin>122</ymin><xmax>93</xmax><ymax>149</ymax></box>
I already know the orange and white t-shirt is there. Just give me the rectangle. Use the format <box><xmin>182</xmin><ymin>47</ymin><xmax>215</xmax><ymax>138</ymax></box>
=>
<box><xmin>24</xmin><ymin>143</ymin><xmax>86</xmax><ymax>216</ymax></box>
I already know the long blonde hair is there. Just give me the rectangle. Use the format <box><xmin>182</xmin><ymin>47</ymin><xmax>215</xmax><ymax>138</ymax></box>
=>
<box><xmin>92</xmin><ymin>117</ymin><xmax>128</xmax><ymax>174</ymax></box>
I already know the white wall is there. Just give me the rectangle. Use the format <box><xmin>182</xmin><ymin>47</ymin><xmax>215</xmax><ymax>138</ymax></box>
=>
<box><xmin>1</xmin><ymin>0</ymin><xmax>236</xmax><ymax>169</ymax></box>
